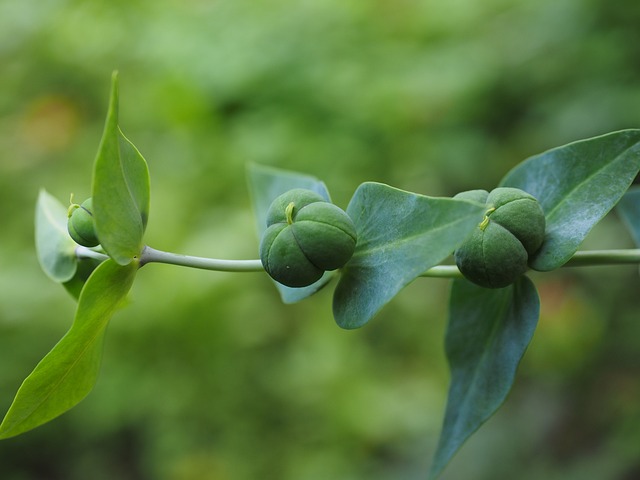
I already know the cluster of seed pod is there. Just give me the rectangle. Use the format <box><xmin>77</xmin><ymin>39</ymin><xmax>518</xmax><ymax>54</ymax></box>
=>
<box><xmin>453</xmin><ymin>187</ymin><xmax>546</xmax><ymax>288</ymax></box>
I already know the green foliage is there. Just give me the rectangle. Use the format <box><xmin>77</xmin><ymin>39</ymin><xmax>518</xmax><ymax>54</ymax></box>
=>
<box><xmin>6</xmin><ymin>73</ymin><xmax>640</xmax><ymax>480</ymax></box>
<box><xmin>260</xmin><ymin>188</ymin><xmax>357</xmax><ymax>288</ymax></box>
<box><xmin>0</xmin><ymin>259</ymin><xmax>137</xmax><ymax>439</ymax></box>
<box><xmin>92</xmin><ymin>72</ymin><xmax>150</xmax><ymax>266</ymax></box>
<box><xmin>454</xmin><ymin>188</ymin><xmax>545</xmax><ymax>288</ymax></box>
<box><xmin>333</xmin><ymin>183</ymin><xmax>485</xmax><ymax>329</ymax></box>
<box><xmin>35</xmin><ymin>189</ymin><xmax>78</xmax><ymax>283</ymax></box>
<box><xmin>500</xmin><ymin>130</ymin><xmax>640</xmax><ymax>271</ymax></box>
<box><xmin>429</xmin><ymin>276</ymin><xmax>540</xmax><ymax>479</ymax></box>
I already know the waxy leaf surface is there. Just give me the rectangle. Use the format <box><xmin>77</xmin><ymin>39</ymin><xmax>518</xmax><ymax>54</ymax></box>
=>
<box><xmin>500</xmin><ymin>129</ymin><xmax>640</xmax><ymax>271</ymax></box>
<box><xmin>35</xmin><ymin>189</ymin><xmax>77</xmax><ymax>282</ymax></box>
<box><xmin>333</xmin><ymin>182</ymin><xmax>485</xmax><ymax>329</ymax></box>
<box><xmin>429</xmin><ymin>276</ymin><xmax>539</xmax><ymax>479</ymax></box>
<box><xmin>247</xmin><ymin>163</ymin><xmax>334</xmax><ymax>303</ymax></box>
<box><xmin>0</xmin><ymin>259</ymin><xmax>137</xmax><ymax>439</ymax></box>
<box><xmin>92</xmin><ymin>72</ymin><xmax>150</xmax><ymax>265</ymax></box>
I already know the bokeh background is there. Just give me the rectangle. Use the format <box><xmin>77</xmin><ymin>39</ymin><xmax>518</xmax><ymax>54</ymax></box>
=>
<box><xmin>1</xmin><ymin>0</ymin><xmax>640</xmax><ymax>479</ymax></box>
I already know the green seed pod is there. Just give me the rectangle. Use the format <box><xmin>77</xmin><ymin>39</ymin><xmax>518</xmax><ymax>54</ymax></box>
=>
<box><xmin>454</xmin><ymin>187</ymin><xmax>546</xmax><ymax>289</ymax></box>
<box><xmin>260</xmin><ymin>188</ymin><xmax>357</xmax><ymax>288</ymax></box>
<box><xmin>67</xmin><ymin>198</ymin><xmax>100</xmax><ymax>247</ymax></box>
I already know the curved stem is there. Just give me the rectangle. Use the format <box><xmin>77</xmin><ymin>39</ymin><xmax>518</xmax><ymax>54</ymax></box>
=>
<box><xmin>75</xmin><ymin>246</ymin><xmax>110</xmax><ymax>262</ymax></box>
<box><xmin>139</xmin><ymin>246</ymin><xmax>264</xmax><ymax>272</ymax></box>
<box><xmin>420</xmin><ymin>265</ymin><xmax>465</xmax><ymax>279</ymax></box>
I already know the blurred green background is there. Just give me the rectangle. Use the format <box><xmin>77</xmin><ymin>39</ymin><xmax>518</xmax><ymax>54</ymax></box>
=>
<box><xmin>1</xmin><ymin>0</ymin><xmax>640</xmax><ymax>478</ymax></box>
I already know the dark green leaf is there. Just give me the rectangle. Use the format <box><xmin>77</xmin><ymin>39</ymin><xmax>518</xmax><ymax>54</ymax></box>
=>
<box><xmin>429</xmin><ymin>276</ymin><xmax>539</xmax><ymax>479</ymax></box>
<box><xmin>500</xmin><ymin>130</ymin><xmax>640</xmax><ymax>271</ymax></box>
<box><xmin>246</xmin><ymin>163</ymin><xmax>334</xmax><ymax>303</ymax></box>
<box><xmin>35</xmin><ymin>189</ymin><xmax>77</xmax><ymax>282</ymax></box>
<box><xmin>333</xmin><ymin>183</ymin><xmax>485</xmax><ymax>329</ymax></box>
<box><xmin>92</xmin><ymin>71</ymin><xmax>150</xmax><ymax>265</ymax></box>
<box><xmin>617</xmin><ymin>186</ymin><xmax>640</xmax><ymax>247</ymax></box>
<box><xmin>0</xmin><ymin>259</ymin><xmax>137</xmax><ymax>439</ymax></box>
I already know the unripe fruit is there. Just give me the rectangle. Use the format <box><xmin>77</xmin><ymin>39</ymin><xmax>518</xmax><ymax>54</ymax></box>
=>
<box><xmin>67</xmin><ymin>198</ymin><xmax>100</xmax><ymax>247</ymax></box>
<box><xmin>454</xmin><ymin>187</ymin><xmax>545</xmax><ymax>289</ymax></box>
<box><xmin>260</xmin><ymin>188</ymin><xmax>357</xmax><ymax>288</ymax></box>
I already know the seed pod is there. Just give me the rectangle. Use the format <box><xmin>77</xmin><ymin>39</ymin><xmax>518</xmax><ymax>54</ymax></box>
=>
<box><xmin>68</xmin><ymin>198</ymin><xmax>100</xmax><ymax>247</ymax></box>
<box><xmin>260</xmin><ymin>188</ymin><xmax>357</xmax><ymax>288</ymax></box>
<box><xmin>454</xmin><ymin>187</ymin><xmax>545</xmax><ymax>288</ymax></box>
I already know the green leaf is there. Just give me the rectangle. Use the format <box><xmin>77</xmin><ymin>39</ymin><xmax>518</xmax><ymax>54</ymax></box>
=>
<box><xmin>62</xmin><ymin>257</ymin><xmax>103</xmax><ymax>300</ymax></box>
<box><xmin>35</xmin><ymin>189</ymin><xmax>77</xmax><ymax>282</ymax></box>
<box><xmin>333</xmin><ymin>183</ymin><xmax>485</xmax><ymax>329</ymax></box>
<box><xmin>246</xmin><ymin>163</ymin><xmax>334</xmax><ymax>303</ymax></box>
<box><xmin>92</xmin><ymin>71</ymin><xmax>150</xmax><ymax>265</ymax></box>
<box><xmin>429</xmin><ymin>276</ymin><xmax>539</xmax><ymax>479</ymax></box>
<box><xmin>617</xmin><ymin>186</ymin><xmax>640</xmax><ymax>247</ymax></box>
<box><xmin>0</xmin><ymin>259</ymin><xmax>137</xmax><ymax>439</ymax></box>
<box><xmin>500</xmin><ymin>130</ymin><xmax>640</xmax><ymax>271</ymax></box>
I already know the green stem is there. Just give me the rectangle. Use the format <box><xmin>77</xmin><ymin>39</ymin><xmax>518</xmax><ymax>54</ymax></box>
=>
<box><xmin>419</xmin><ymin>248</ymin><xmax>640</xmax><ymax>278</ymax></box>
<box><xmin>78</xmin><ymin>246</ymin><xmax>640</xmax><ymax>277</ymax></box>
<box><xmin>75</xmin><ymin>246</ymin><xmax>110</xmax><ymax>262</ymax></box>
<box><xmin>562</xmin><ymin>249</ymin><xmax>640</xmax><ymax>267</ymax></box>
<box><xmin>139</xmin><ymin>246</ymin><xmax>264</xmax><ymax>272</ymax></box>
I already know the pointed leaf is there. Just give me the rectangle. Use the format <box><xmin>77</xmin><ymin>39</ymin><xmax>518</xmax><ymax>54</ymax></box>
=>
<box><xmin>617</xmin><ymin>186</ymin><xmax>640</xmax><ymax>247</ymax></box>
<box><xmin>92</xmin><ymin>72</ymin><xmax>150</xmax><ymax>265</ymax></box>
<box><xmin>35</xmin><ymin>189</ymin><xmax>77</xmax><ymax>282</ymax></box>
<box><xmin>429</xmin><ymin>276</ymin><xmax>539</xmax><ymax>479</ymax></box>
<box><xmin>333</xmin><ymin>183</ymin><xmax>485</xmax><ymax>329</ymax></box>
<box><xmin>500</xmin><ymin>130</ymin><xmax>640</xmax><ymax>271</ymax></box>
<box><xmin>0</xmin><ymin>259</ymin><xmax>137</xmax><ymax>439</ymax></box>
<box><xmin>246</xmin><ymin>163</ymin><xmax>334</xmax><ymax>303</ymax></box>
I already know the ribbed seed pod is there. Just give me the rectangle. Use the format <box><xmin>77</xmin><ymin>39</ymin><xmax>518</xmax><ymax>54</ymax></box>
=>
<box><xmin>454</xmin><ymin>187</ymin><xmax>545</xmax><ymax>288</ymax></box>
<box><xmin>260</xmin><ymin>189</ymin><xmax>357</xmax><ymax>288</ymax></box>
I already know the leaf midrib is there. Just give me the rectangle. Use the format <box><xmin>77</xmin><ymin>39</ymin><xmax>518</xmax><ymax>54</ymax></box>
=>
<box><xmin>542</xmin><ymin>139</ymin><xmax>640</xmax><ymax>224</ymax></box>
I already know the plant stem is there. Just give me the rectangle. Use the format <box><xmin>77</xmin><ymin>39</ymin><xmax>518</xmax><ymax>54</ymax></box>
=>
<box><xmin>139</xmin><ymin>246</ymin><xmax>264</xmax><ymax>272</ymax></box>
<box><xmin>75</xmin><ymin>246</ymin><xmax>110</xmax><ymax>262</ymax></box>
<box><xmin>80</xmin><ymin>246</ymin><xmax>640</xmax><ymax>277</ymax></box>
<box><xmin>419</xmin><ymin>248</ymin><xmax>640</xmax><ymax>278</ymax></box>
<box><xmin>562</xmin><ymin>249</ymin><xmax>640</xmax><ymax>266</ymax></box>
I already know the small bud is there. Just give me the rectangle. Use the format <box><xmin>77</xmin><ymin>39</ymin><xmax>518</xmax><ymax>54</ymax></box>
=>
<box><xmin>68</xmin><ymin>198</ymin><xmax>100</xmax><ymax>247</ymax></box>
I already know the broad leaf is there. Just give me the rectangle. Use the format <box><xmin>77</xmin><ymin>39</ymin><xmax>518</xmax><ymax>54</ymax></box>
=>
<box><xmin>35</xmin><ymin>189</ymin><xmax>77</xmax><ymax>282</ymax></box>
<box><xmin>617</xmin><ymin>186</ymin><xmax>640</xmax><ymax>247</ymax></box>
<box><xmin>500</xmin><ymin>129</ymin><xmax>640</xmax><ymax>271</ymax></box>
<box><xmin>246</xmin><ymin>163</ymin><xmax>334</xmax><ymax>303</ymax></box>
<box><xmin>0</xmin><ymin>259</ymin><xmax>137</xmax><ymax>439</ymax></box>
<box><xmin>333</xmin><ymin>183</ymin><xmax>485</xmax><ymax>329</ymax></box>
<box><xmin>429</xmin><ymin>276</ymin><xmax>539</xmax><ymax>479</ymax></box>
<box><xmin>92</xmin><ymin>72</ymin><xmax>150</xmax><ymax>265</ymax></box>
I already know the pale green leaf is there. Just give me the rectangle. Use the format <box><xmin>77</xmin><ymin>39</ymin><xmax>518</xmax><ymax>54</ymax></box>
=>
<box><xmin>246</xmin><ymin>163</ymin><xmax>334</xmax><ymax>303</ymax></box>
<box><xmin>500</xmin><ymin>130</ymin><xmax>640</xmax><ymax>271</ymax></box>
<box><xmin>333</xmin><ymin>183</ymin><xmax>485</xmax><ymax>329</ymax></box>
<box><xmin>92</xmin><ymin>71</ymin><xmax>150</xmax><ymax>265</ymax></box>
<box><xmin>0</xmin><ymin>259</ymin><xmax>137</xmax><ymax>439</ymax></box>
<box><xmin>35</xmin><ymin>189</ymin><xmax>77</xmax><ymax>282</ymax></box>
<box><xmin>429</xmin><ymin>276</ymin><xmax>539</xmax><ymax>479</ymax></box>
